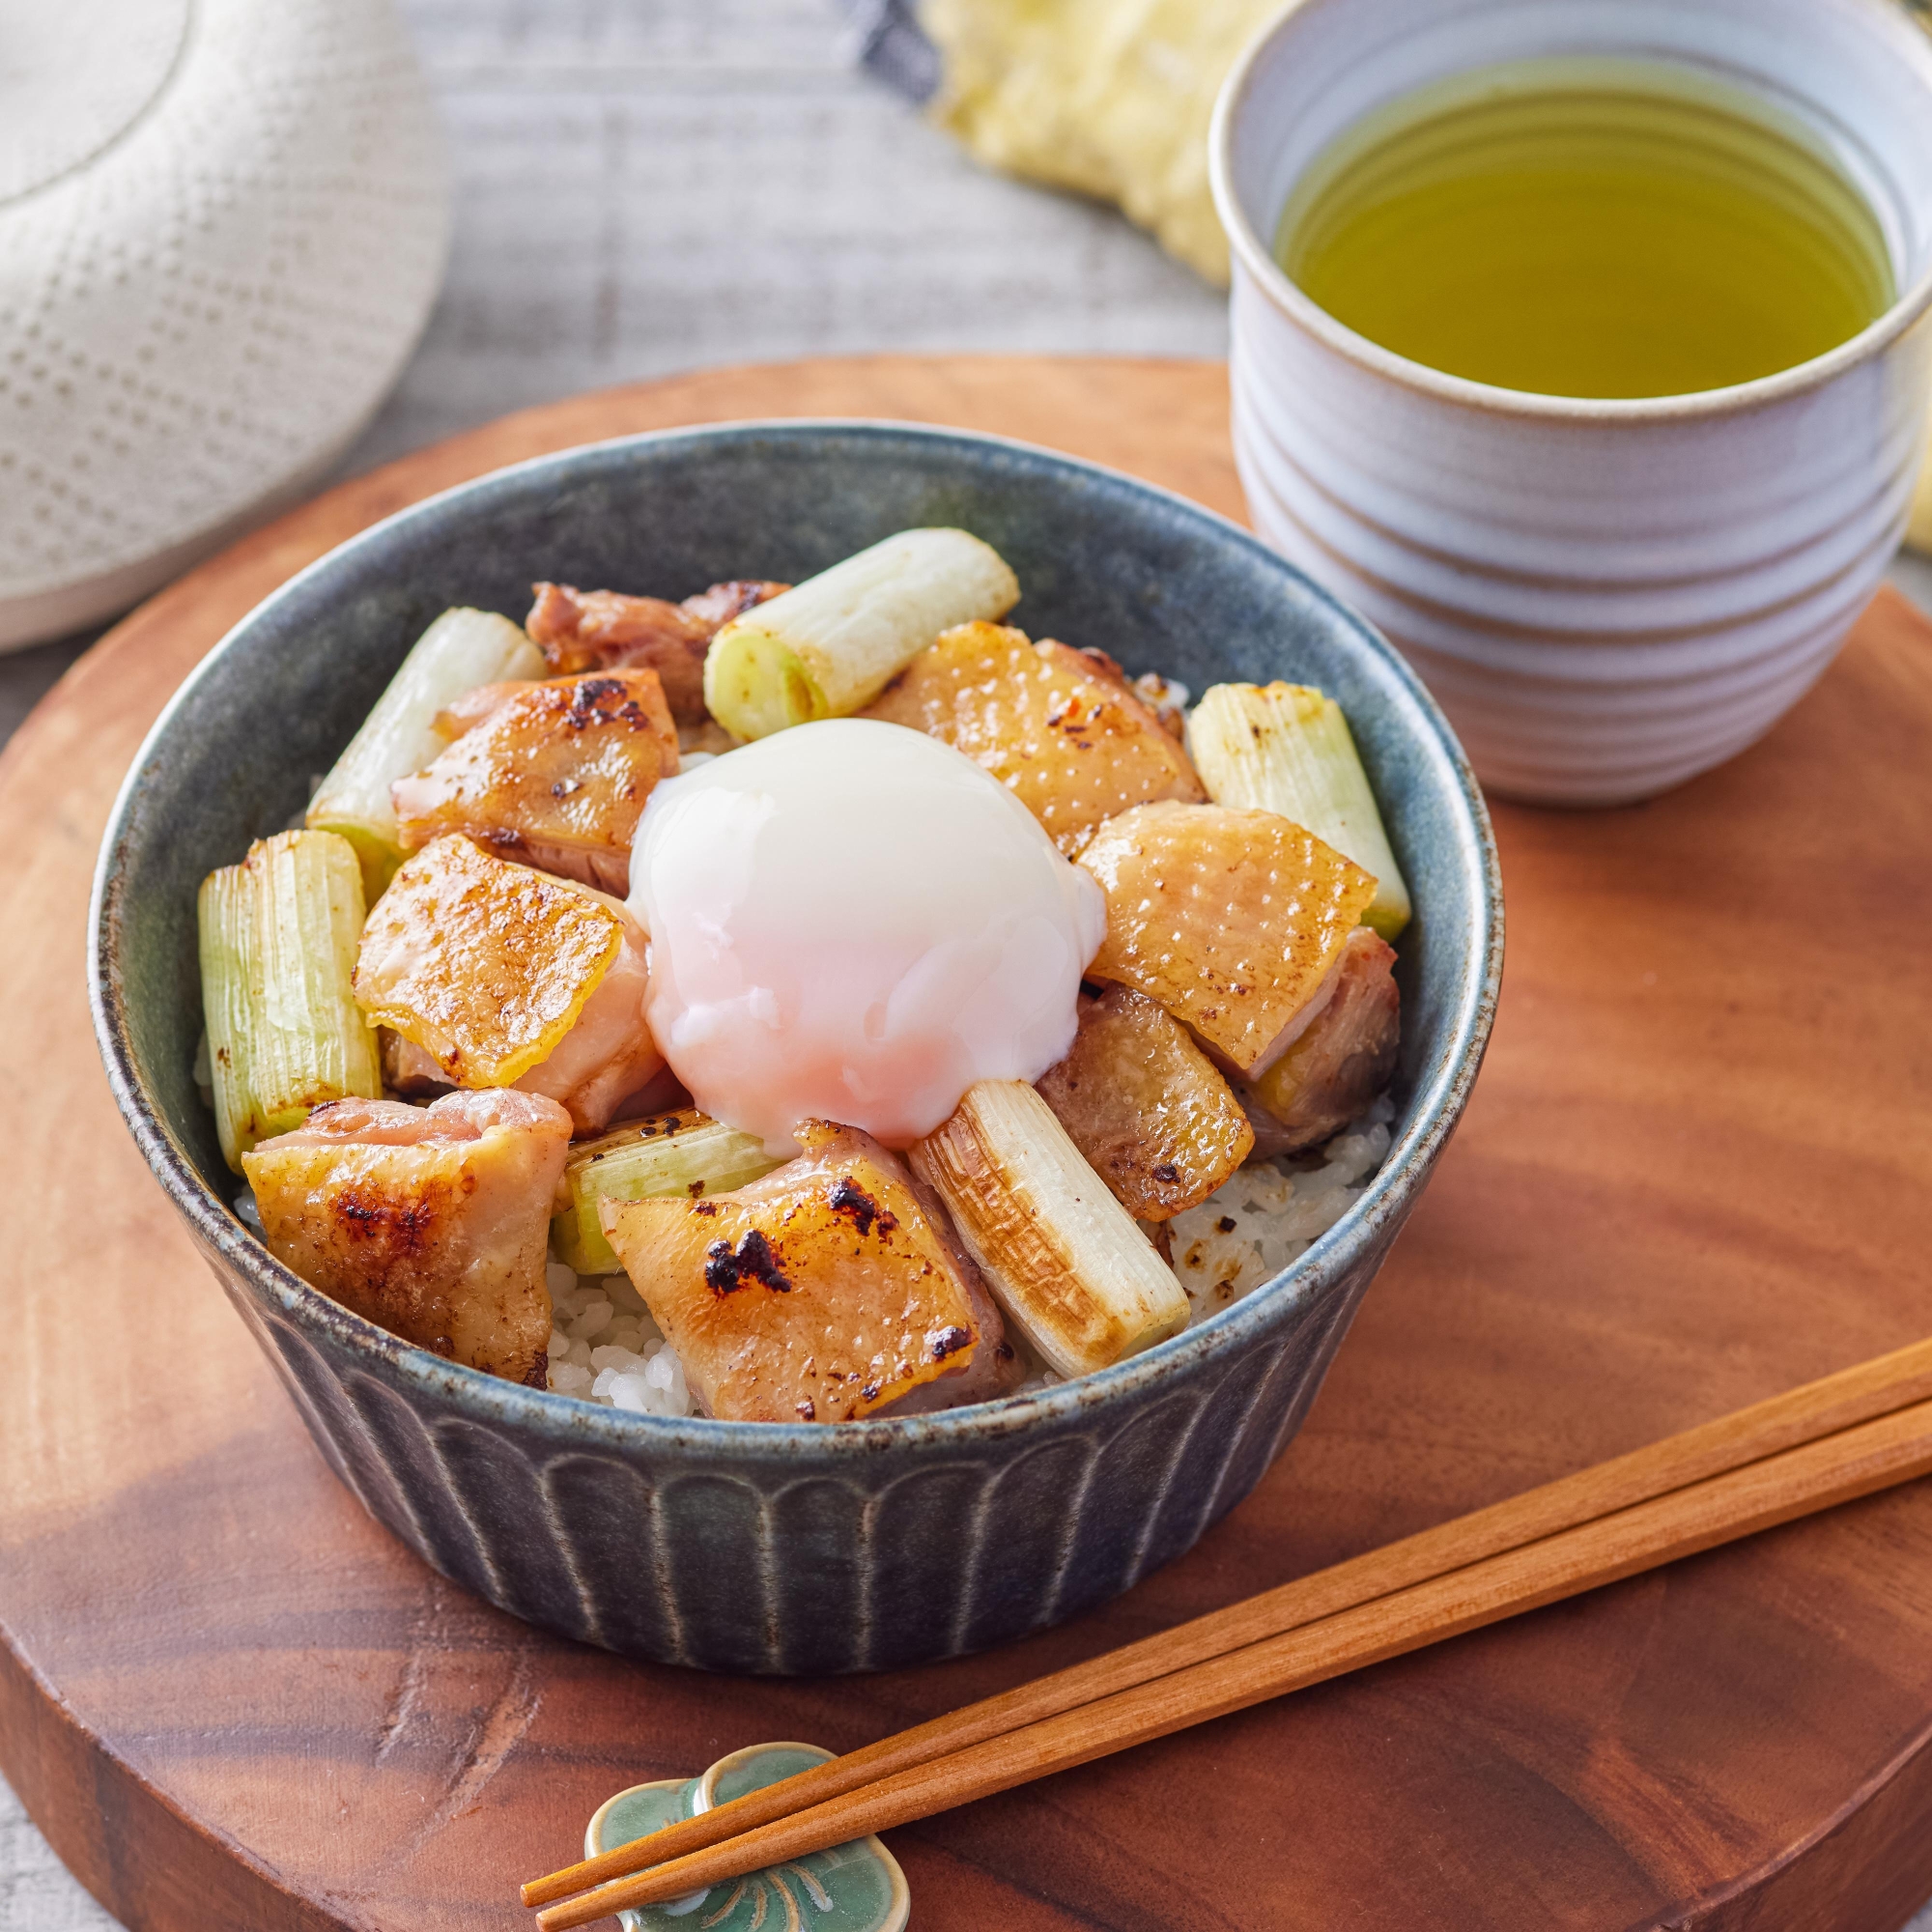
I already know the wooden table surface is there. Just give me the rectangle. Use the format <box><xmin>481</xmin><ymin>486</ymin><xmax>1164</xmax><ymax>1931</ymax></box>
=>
<box><xmin>2</xmin><ymin>5</ymin><xmax>1930</xmax><ymax>1929</ymax></box>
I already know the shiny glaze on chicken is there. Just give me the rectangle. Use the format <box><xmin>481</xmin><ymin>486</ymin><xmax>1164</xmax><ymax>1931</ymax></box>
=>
<box><xmin>392</xmin><ymin>668</ymin><xmax>678</xmax><ymax>896</ymax></box>
<box><xmin>599</xmin><ymin>1121</ymin><xmax>1014</xmax><ymax>1421</ymax></box>
<box><xmin>243</xmin><ymin>1089</ymin><xmax>571</xmax><ymax>1384</ymax></box>
<box><xmin>1077</xmin><ymin>801</ymin><xmax>1378</xmax><ymax>1075</ymax></box>
<box><xmin>863</xmin><ymin>620</ymin><xmax>1206</xmax><ymax>856</ymax></box>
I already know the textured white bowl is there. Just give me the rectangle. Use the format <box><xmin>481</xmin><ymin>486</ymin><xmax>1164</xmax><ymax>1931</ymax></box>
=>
<box><xmin>1210</xmin><ymin>0</ymin><xmax>1932</xmax><ymax>806</ymax></box>
<box><xmin>0</xmin><ymin>0</ymin><xmax>449</xmax><ymax>651</ymax></box>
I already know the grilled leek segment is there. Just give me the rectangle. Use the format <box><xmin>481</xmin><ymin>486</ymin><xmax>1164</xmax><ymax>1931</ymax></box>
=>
<box><xmin>1186</xmin><ymin>682</ymin><xmax>1410</xmax><ymax>940</ymax></box>
<box><xmin>911</xmin><ymin>1078</ymin><xmax>1187</xmax><ymax>1379</ymax></box>
<box><xmin>553</xmin><ymin>1110</ymin><xmax>784</xmax><ymax>1275</ymax></box>
<box><xmin>702</xmin><ymin>528</ymin><xmax>1020</xmax><ymax>740</ymax></box>
<box><xmin>197</xmin><ymin>830</ymin><xmax>383</xmax><ymax>1172</ymax></box>
<box><xmin>306</xmin><ymin>608</ymin><xmax>544</xmax><ymax>898</ymax></box>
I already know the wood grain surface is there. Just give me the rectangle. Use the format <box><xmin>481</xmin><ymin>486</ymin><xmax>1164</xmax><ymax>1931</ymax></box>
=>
<box><xmin>4</xmin><ymin>355</ymin><xmax>1932</xmax><ymax>1932</ymax></box>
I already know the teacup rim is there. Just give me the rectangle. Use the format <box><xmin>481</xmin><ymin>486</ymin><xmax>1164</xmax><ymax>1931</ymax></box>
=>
<box><xmin>1208</xmin><ymin>0</ymin><xmax>1932</xmax><ymax>425</ymax></box>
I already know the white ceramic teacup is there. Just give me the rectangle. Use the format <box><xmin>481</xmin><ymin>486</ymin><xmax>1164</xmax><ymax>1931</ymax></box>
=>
<box><xmin>1210</xmin><ymin>0</ymin><xmax>1932</xmax><ymax>806</ymax></box>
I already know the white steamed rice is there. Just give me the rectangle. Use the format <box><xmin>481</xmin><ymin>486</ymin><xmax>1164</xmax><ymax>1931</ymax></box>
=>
<box><xmin>544</xmin><ymin>1261</ymin><xmax>694</xmax><ymax>1416</ymax></box>
<box><xmin>1166</xmin><ymin>1094</ymin><xmax>1394</xmax><ymax>1321</ymax></box>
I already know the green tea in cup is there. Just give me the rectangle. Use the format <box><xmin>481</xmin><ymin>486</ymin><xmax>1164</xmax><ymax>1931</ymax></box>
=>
<box><xmin>1273</xmin><ymin>58</ymin><xmax>1894</xmax><ymax>399</ymax></box>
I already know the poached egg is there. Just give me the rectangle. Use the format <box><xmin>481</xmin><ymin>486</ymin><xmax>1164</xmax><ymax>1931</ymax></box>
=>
<box><xmin>628</xmin><ymin>719</ymin><xmax>1106</xmax><ymax>1150</ymax></box>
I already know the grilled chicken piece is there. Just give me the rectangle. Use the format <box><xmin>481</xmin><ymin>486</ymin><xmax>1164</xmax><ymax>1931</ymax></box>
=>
<box><xmin>432</xmin><ymin>675</ymin><xmax>732</xmax><ymax>761</ymax></box>
<box><xmin>514</xmin><ymin>908</ymin><xmax>663</xmax><ymax>1132</ymax></box>
<box><xmin>599</xmin><ymin>1121</ymin><xmax>1016</xmax><ymax>1422</ymax></box>
<box><xmin>1239</xmin><ymin>926</ymin><xmax>1401</xmax><ymax>1154</ymax></box>
<box><xmin>381</xmin><ymin>1027</ymin><xmax>450</xmax><ymax>1098</ymax></box>
<box><xmin>861</xmin><ymin>621</ymin><xmax>1206</xmax><ymax>856</ymax></box>
<box><xmin>1076</xmin><ymin>801</ymin><xmax>1378</xmax><ymax>1075</ymax></box>
<box><xmin>526</xmin><ymin>580</ymin><xmax>788</xmax><ymax>727</ymax></box>
<box><xmin>242</xmin><ymin>1089</ymin><xmax>571</xmax><ymax>1385</ymax></box>
<box><xmin>355</xmin><ymin>835</ymin><xmax>664</xmax><ymax>1135</ymax></box>
<box><xmin>430</xmin><ymin>679</ymin><xmax>529</xmax><ymax>742</ymax></box>
<box><xmin>391</xmin><ymin>669</ymin><xmax>678</xmax><ymax>896</ymax></box>
<box><xmin>1036</xmin><ymin>984</ymin><xmax>1254</xmax><ymax>1219</ymax></box>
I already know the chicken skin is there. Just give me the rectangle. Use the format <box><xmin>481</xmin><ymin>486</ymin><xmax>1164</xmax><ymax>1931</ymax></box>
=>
<box><xmin>1076</xmin><ymin>802</ymin><xmax>1378</xmax><ymax>1075</ymax></box>
<box><xmin>355</xmin><ymin>835</ymin><xmax>664</xmax><ymax>1134</ymax></box>
<box><xmin>526</xmin><ymin>580</ymin><xmax>788</xmax><ymax>728</ymax></box>
<box><xmin>243</xmin><ymin>1089</ymin><xmax>571</xmax><ymax>1384</ymax></box>
<box><xmin>599</xmin><ymin>1121</ymin><xmax>1015</xmax><ymax>1421</ymax></box>
<box><xmin>1036</xmin><ymin>983</ymin><xmax>1254</xmax><ymax>1219</ymax></box>
<box><xmin>862</xmin><ymin>620</ymin><xmax>1206</xmax><ymax>856</ymax></box>
<box><xmin>392</xmin><ymin>669</ymin><xmax>679</xmax><ymax>897</ymax></box>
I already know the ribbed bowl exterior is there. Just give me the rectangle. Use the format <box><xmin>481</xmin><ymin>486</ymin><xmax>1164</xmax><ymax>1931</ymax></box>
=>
<box><xmin>193</xmin><ymin>1202</ymin><xmax>1395</xmax><ymax>1674</ymax></box>
<box><xmin>92</xmin><ymin>424</ymin><xmax>1501</xmax><ymax>1673</ymax></box>
<box><xmin>1213</xmin><ymin>0</ymin><xmax>1932</xmax><ymax>807</ymax></box>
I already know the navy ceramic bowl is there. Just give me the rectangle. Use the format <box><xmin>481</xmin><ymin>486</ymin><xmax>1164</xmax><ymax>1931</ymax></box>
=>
<box><xmin>91</xmin><ymin>423</ymin><xmax>1501</xmax><ymax>1674</ymax></box>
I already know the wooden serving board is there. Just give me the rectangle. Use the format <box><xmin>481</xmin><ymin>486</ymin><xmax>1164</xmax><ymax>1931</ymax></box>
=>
<box><xmin>5</xmin><ymin>355</ymin><xmax>1932</xmax><ymax>1932</ymax></box>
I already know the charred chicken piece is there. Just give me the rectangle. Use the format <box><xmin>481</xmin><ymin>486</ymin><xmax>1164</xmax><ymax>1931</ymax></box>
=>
<box><xmin>1239</xmin><ymin>926</ymin><xmax>1401</xmax><ymax>1154</ymax></box>
<box><xmin>526</xmin><ymin>580</ymin><xmax>788</xmax><ymax>727</ymax></box>
<box><xmin>380</xmin><ymin>1026</ymin><xmax>450</xmax><ymax>1099</ymax></box>
<box><xmin>599</xmin><ymin>1121</ymin><xmax>1015</xmax><ymax>1422</ymax></box>
<box><xmin>1037</xmin><ymin>984</ymin><xmax>1254</xmax><ymax>1220</ymax></box>
<box><xmin>354</xmin><ymin>835</ymin><xmax>664</xmax><ymax>1135</ymax></box>
<box><xmin>242</xmin><ymin>1089</ymin><xmax>571</xmax><ymax>1385</ymax></box>
<box><xmin>391</xmin><ymin>669</ymin><xmax>678</xmax><ymax>897</ymax></box>
<box><xmin>861</xmin><ymin>620</ymin><xmax>1206</xmax><ymax>856</ymax></box>
<box><xmin>429</xmin><ymin>679</ymin><xmax>530</xmax><ymax>743</ymax></box>
<box><xmin>1076</xmin><ymin>801</ymin><xmax>1378</xmax><ymax>1076</ymax></box>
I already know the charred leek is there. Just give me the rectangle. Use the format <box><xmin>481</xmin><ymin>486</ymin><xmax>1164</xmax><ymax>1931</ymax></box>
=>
<box><xmin>702</xmin><ymin>528</ymin><xmax>1020</xmax><ymax>740</ymax></box>
<box><xmin>197</xmin><ymin>830</ymin><xmax>383</xmax><ymax>1172</ymax></box>
<box><xmin>554</xmin><ymin>1111</ymin><xmax>783</xmax><ymax>1275</ymax></box>
<box><xmin>911</xmin><ymin>1079</ymin><xmax>1187</xmax><ymax>1379</ymax></box>
<box><xmin>1186</xmin><ymin>681</ymin><xmax>1410</xmax><ymax>939</ymax></box>
<box><xmin>306</xmin><ymin>608</ymin><xmax>544</xmax><ymax>898</ymax></box>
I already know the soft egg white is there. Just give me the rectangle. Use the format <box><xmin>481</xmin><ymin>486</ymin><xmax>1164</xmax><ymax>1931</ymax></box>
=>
<box><xmin>628</xmin><ymin>718</ymin><xmax>1106</xmax><ymax>1151</ymax></box>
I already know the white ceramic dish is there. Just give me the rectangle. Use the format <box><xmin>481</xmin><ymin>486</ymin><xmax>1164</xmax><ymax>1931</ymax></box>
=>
<box><xmin>1211</xmin><ymin>0</ymin><xmax>1932</xmax><ymax>806</ymax></box>
<box><xmin>0</xmin><ymin>0</ymin><xmax>448</xmax><ymax>651</ymax></box>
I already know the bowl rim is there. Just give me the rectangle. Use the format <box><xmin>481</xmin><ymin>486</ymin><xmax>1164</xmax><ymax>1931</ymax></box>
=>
<box><xmin>89</xmin><ymin>415</ymin><xmax>1504</xmax><ymax>1459</ymax></box>
<box><xmin>1208</xmin><ymin>0</ymin><xmax>1932</xmax><ymax>426</ymax></box>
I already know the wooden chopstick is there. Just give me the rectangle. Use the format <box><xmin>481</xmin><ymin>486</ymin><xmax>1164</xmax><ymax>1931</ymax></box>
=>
<box><xmin>523</xmin><ymin>1334</ymin><xmax>1932</xmax><ymax>1916</ymax></box>
<box><xmin>536</xmin><ymin>1385</ymin><xmax>1932</xmax><ymax>1928</ymax></box>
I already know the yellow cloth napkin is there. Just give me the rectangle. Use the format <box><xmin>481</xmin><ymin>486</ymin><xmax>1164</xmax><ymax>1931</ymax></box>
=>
<box><xmin>923</xmin><ymin>0</ymin><xmax>1932</xmax><ymax>555</ymax></box>
<box><xmin>923</xmin><ymin>0</ymin><xmax>1269</xmax><ymax>285</ymax></box>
